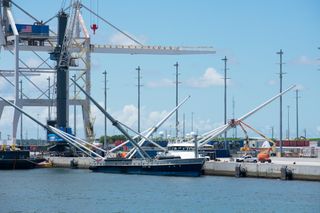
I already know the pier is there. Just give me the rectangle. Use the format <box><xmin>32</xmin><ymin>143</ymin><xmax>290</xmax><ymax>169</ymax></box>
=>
<box><xmin>47</xmin><ymin>156</ymin><xmax>320</xmax><ymax>181</ymax></box>
<box><xmin>204</xmin><ymin>157</ymin><xmax>320</xmax><ymax>181</ymax></box>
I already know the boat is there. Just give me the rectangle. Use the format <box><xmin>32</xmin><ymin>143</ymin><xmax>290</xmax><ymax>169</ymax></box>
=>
<box><xmin>0</xmin><ymin>93</ymin><xmax>205</xmax><ymax>177</ymax></box>
<box><xmin>0</xmin><ymin>150</ymin><xmax>39</xmax><ymax>169</ymax></box>
<box><xmin>166</xmin><ymin>142</ymin><xmax>210</xmax><ymax>159</ymax></box>
<box><xmin>89</xmin><ymin>157</ymin><xmax>205</xmax><ymax>177</ymax></box>
<box><xmin>70</xmin><ymin>80</ymin><xmax>206</xmax><ymax>177</ymax></box>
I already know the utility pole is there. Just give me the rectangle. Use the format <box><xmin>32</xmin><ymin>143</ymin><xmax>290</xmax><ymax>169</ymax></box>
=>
<box><xmin>271</xmin><ymin>126</ymin><xmax>274</xmax><ymax>139</ymax></box>
<box><xmin>47</xmin><ymin>76</ymin><xmax>51</xmax><ymax>120</ymax></box>
<box><xmin>174</xmin><ymin>62</ymin><xmax>180</xmax><ymax>140</ymax></box>
<box><xmin>304</xmin><ymin>128</ymin><xmax>307</xmax><ymax>139</ymax></box>
<box><xmin>19</xmin><ymin>80</ymin><xmax>23</xmax><ymax>144</ymax></box>
<box><xmin>287</xmin><ymin>105</ymin><xmax>290</xmax><ymax>139</ymax></box>
<box><xmin>276</xmin><ymin>49</ymin><xmax>285</xmax><ymax>156</ymax></box>
<box><xmin>103</xmin><ymin>70</ymin><xmax>108</xmax><ymax>147</ymax></box>
<box><xmin>183</xmin><ymin>113</ymin><xmax>185</xmax><ymax>139</ymax></box>
<box><xmin>222</xmin><ymin>56</ymin><xmax>228</xmax><ymax>150</ymax></box>
<box><xmin>73</xmin><ymin>74</ymin><xmax>77</xmax><ymax>136</ymax></box>
<box><xmin>136</xmin><ymin>66</ymin><xmax>142</xmax><ymax>133</ymax></box>
<box><xmin>232</xmin><ymin>96</ymin><xmax>236</xmax><ymax>138</ymax></box>
<box><xmin>296</xmin><ymin>89</ymin><xmax>300</xmax><ymax>139</ymax></box>
<box><xmin>191</xmin><ymin>112</ymin><xmax>194</xmax><ymax>132</ymax></box>
<box><xmin>37</xmin><ymin>114</ymin><xmax>39</xmax><ymax>142</ymax></box>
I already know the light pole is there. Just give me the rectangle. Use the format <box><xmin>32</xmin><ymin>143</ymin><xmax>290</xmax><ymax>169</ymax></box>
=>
<box><xmin>191</xmin><ymin>112</ymin><xmax>194</xmax><ymax>132</ymax></box>
<box><xmin>174</xmin><ymin>62</ymin><xmax>180</xmax><ymax>140</ymax></box>
<box><xmin>183</xmin><ymin>113</ymin><xmax>185</xmax><ymax>139</ymax></box>
<box><xmin>222</xmin><ymin>56</ymin><xmax>228</xmax><ymax>150</ymax></box>
<box><xmin>73</xmin><ymin>74</ymin><xmax>77</xmax><ymax>136</ymax></box>
<box><xmin>102</xmin><ymin>70</ymin><xmax>107</xmax><ymax>147</ymax></box>
<box><xmin>287</xmin><ymin>105</ymin><xmax>290</xmax><ymax>139</ymax></box>
<box><xmin>136</xmin><ymin>66</ymin><xmax>142</xmax><ymax>133</ymax></box>
<box><xmin>20</xmin><ymin>80</ymin><xmax>23</xmax><ymax>145</ymax></box>
<box><xmin>295</xmin><ymin>89</ymin><xmax>299</xmax><ymax>139</ymax></box>
<box><xmin>47</xmin><ymin>76</ymin><xmax>51</xmax><ymax>120</ymax></box>
<box><xmin>277</xmin><ymin>49</ymin><xmax>285</xmax><ymax>156</ymax></box>
<box><xmin>37</xmin><ymin>114</ymin><xmax>39</xmax><ymax>142</ymax></box>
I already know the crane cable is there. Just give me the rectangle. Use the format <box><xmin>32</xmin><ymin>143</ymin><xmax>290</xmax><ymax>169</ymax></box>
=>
<box><xmin>81</xmin><ymin>3</ymin><xmax>143</xmax><ymax>46</ymax></box>
<box><xmin>61</xmin><ymin>0</ymin><xmax>67</xmax><ymax>10</ymax></box>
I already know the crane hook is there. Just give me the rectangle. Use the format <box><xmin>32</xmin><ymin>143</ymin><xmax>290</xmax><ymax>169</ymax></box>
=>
<box><xmin>90</xmin><ymin>24</ymin><xmax>98</xmax><ymax>34</ymax></box>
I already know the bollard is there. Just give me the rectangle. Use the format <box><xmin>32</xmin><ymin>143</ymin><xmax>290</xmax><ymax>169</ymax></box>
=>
<box><xmin>235</xmin><ymin>164</ymin><xmax>247</xmax><ymax>177</ymax></box>
<box><xmin>70</xmin><ymin>159</ymin><xmax>79</xmax><ymax>169</ymax></box>
<box><xmin>281</xmin><ymin>166</ymin><xmax>293</xmax><ymax>180</ymax></box>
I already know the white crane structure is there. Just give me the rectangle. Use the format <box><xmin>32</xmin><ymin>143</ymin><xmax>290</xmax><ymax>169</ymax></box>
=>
<box><xmin>0</xmin><ymin>0</ymin><xmax>215</xmax><ymax>144</ymax></box>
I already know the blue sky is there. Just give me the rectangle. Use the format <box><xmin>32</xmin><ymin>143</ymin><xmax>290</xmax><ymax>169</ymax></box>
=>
<box><xmin>0</xmin><ymin>0</ymin><xmax>319</xmax><ymax>140</ymax></box>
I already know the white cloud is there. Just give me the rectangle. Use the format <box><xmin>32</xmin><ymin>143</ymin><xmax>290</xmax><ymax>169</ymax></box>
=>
<box><xmin>114</xmin><ymin>104</ymin><xmax>138</xmax><ymax>127</ymax></box>
<box><xmin>268</xmin><ymin>79</ymin><xmax>277</xmax><ymax>85</ymax></box>
<box><xmin>145</xmin><ymin>110</ymin><xmax>168</xmax><ymax>128</ymax></box>
<box><xmin>146</xmin><ymin>78</ymin><xmax>173</xmax><ymax>88</ymax></box>
<box><xmin>0</xmin><ymin>106</ymin><xmax>50</xmax><ymax>140</ymax></box>
<box><xmin>186</xmin><ymin>67</ymin><xmax>226</xmax><ymax>88</ymax></box>
<box><xmin>291</xmin><ymin>56</ymin><xmax>320</xmax><ymax>65</ymax></box>
<box><xmin>295</xmin><ymin>84</ymin><xmax>304</xmax><ymax>90</ymax></box>
<box><xmin>108</xmin><ymin>32</ymin><xmax>146</xmax><ymax>45</ymax></box>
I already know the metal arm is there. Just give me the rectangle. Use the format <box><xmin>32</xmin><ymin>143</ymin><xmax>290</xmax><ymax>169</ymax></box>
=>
<box><xmin>197</xmin><ymin>85</ymin><xmax>296</xmax><ymax>147</ymax></box>
<box><xmin>0</xmin><ymin>96</ymin><xmax>104</xmax><ymax>160</ymax></box>
<box><xmin>71</xmin><ymin>78</ymin><xmax>151</xmax><ymax>159</ymax></box>
<box><xmin>127</xmin><ymin>95</ymin><xmax>191</xmax><ymax>158</ymax></box>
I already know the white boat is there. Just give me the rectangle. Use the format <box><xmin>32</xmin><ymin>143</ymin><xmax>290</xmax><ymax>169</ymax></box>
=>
<box><xmin>166</xmin><ymin>142</ymin><xmax>213</xmax><ymax>159</ymax></box>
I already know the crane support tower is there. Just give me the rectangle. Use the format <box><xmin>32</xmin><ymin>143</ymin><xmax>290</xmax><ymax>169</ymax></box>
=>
<box><xmin>0</xmin><ymin>0</ymin><xmax>215</xmax><ymax>147</ymax></box>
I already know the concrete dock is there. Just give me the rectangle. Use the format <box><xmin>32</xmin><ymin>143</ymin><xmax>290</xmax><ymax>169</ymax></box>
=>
<box><xmin>204</xmin><ymin>157</ymin><xmax>320</xmax><ymax>181</ymax></box>
<box><xmin>48</xmin><ymin>156</ymin><xmax>320</xmax><ymax>181</ymax></box>
<box><xmin>49</xmin><ymin>157</ymin><xmax>94</xmax><ymax>169</ymax></box>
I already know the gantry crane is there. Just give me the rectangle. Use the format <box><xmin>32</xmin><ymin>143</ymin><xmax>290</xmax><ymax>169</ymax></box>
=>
<box><xmin>0</xmin><ymin>0</ymin><xmax>215</xmax><ymax>146</ymax></box>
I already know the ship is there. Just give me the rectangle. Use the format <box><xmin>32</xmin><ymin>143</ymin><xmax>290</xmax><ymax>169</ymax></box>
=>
<box><xmin>1</xmin><ymin>94</ymin><xmax>206</xmax><ymax>177</ymax></box>
<box><xmin>89</xmin><ymin>157</ymin><xmax>205</xmax><ymax>177</ymax></box>
<box><xmin>0</xmin><ymin>150</ymin><xmax>44</xmax><ymax>170</ymax></box>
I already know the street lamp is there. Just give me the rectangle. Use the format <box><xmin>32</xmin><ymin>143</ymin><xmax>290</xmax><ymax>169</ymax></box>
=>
<box><xmin>102</xmin><ymin>70</ymin><xmax>108</xmax><ymax>147</ymax></box>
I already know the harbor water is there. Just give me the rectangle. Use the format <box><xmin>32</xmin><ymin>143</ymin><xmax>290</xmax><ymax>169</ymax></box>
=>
<box><xmin>1</xmin><ymin>168</ymin><xmax>319</xmax><ymax>213</ymax></box>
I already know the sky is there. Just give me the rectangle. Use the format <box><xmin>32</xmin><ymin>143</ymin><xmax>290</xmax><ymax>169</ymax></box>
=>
<box><xmin>0</xmin><ymin>0</ymin><xmax>319</xmax><ymax>141</ymax></box>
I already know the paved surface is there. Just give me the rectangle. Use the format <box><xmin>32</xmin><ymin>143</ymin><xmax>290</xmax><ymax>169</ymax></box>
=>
<box><xmin>218</xmin><ymin>157</ymin><xmax>320</xmax><ymax>166</ymax></box>
<box><xmin>270</xmin><ymin>157</ymin><xmax>320</xmax><ymax>166</ymax></box>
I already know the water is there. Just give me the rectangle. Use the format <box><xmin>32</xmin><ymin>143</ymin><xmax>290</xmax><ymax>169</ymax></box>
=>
<box><xmin>1</xmin><ymin>168</ymin><xmax>319</xmax><ymax>213</ymax></box>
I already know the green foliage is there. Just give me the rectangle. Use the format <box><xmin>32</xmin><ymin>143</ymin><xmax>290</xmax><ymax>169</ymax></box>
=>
<box><xmin>99</xmin><ymin>135</ymin><xmax>127</xmax><ymax>144</ymax></box>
